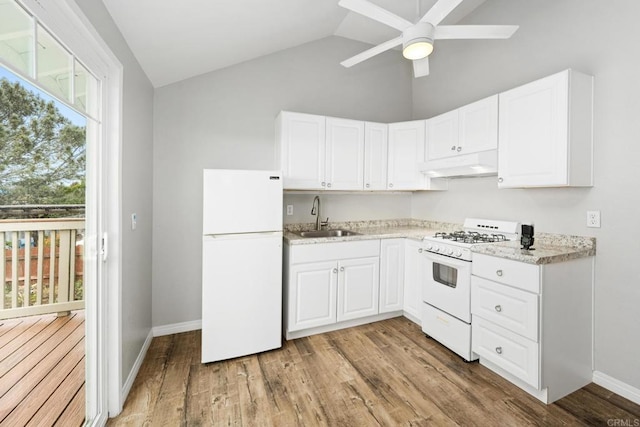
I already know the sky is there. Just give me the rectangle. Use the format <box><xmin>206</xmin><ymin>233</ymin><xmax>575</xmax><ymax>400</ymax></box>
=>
<box><xmin>0</xmin><ymin>65</ymin><xmax>87</xmax><ymax>127</ymax></box>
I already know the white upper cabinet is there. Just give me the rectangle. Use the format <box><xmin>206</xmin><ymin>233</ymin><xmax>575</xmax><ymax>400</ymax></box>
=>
<box><xmin>427</xmin><ymin>95</ymin><xmax>498</xmax><ymax>161</ymax></box>
<box><xmin>325</xmin><ymin>117</ymin><xmax>365</xmax><ymax>190</ymax></box>
<box><xmin>363</xmin><ymin>122</ymin><xmax>388</xmax><ymax>191</ymax></box>
<box><xmin>277</xmin><ymin>112</ymin><xmax>364</xmax><ymax>191</ymax></box>
<box><xmin>427</xmin><ymin>110</ymin><xmax>459</xmax><ymax>160</ymax></box>
<box><xmin>388</xmin><ymin>120</ymin><xmax>446</xmax><ymax>191</ymax></box>
<box><xmin>498</xmin><ymin>69</ymin><xmax>593</xmax><ymax>188</ymax></box>
<box><xmin>277</xmin><ymin>111</ymin><xmax>326</xmax><ymax>189</ymax></box>
<box><xmin>459</xmin><ymin>95</ymin><xmax>499</xmax><ymax>154</ymax></box>
<box><xmin>388</xmin><ymin>121</ymin><xmax>448</xmax><ymax>191</ymax></box>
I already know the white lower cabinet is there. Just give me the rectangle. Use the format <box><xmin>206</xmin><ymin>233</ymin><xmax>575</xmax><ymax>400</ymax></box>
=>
<box><xmin>379</xmin><ymin>239</ymin><xmax>405</xmax><ymax>313</ymax></box>
<box><xmin>471</xmin><ymin>253</ymin><xmax>593</xmax><ymax>404</ymax></box>
<box><xmin>403</xmin><ymin>239</ymin><xmax>424</xmax><ymax>323</ymax></box>
<box><xmin>284</xmin><ymin>240</ymin><xmax>381</xmax><ymax>338</ymax></box>
<box><xmin>337</xmin><ymin>257</ymin><xmax>380</xmax><ymax>322</ymax></box>
<box><xmin>289</xmin><ymin>261</ymin><xmax>338</xmax><ymax>331</ymax></box>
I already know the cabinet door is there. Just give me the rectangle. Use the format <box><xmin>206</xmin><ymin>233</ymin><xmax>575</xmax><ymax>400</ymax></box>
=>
<box><xmin>278</xmin><ymin>112</ymin><xmax>326</xmax><ymax>189</ymax></box>
<box><xmin>364</xmin><ymin>122</ymin><xmax>388</xmax><ymax>190</ymax></box>
<box><xmin>498</xmin><ymin>72</ymin><xmax>569</xmax><ymax>187</ymax></box>
<box><xmin>387</xmin><ymin>121</ymin><xmax>426</xmax><ymax>190</ymax></box>
<box><xmin>379</xmin><ymin>239</ymin><xmax>404</xmax><ymax>313</ymax></box>
<box><xmin>337</xmin><ymin>257</ymin><xmax>380</xmax><ymax>322</ymax></box>
<box><xmin>288</xmin><ymin>261</ymin><xmax>337</xmax><ymax>331</ymax></box>
<box><xmin>403</xmin><ymin>240</ymin><xmax>424</xmax><ymax>322</ymax></box>
<box><xmin>427</xmin><ymin>109</ymin><xmax>459</xmax><ymax>160</ymax></box>
<box><xmin>459</xmin><ymin>95</ymin><xmax>498</xmax><ymax>154</ymax></box>
<box><xmin>325</xmin><ymin>117</ymin><xmax>365</xmax><ymax>190</ymax></box>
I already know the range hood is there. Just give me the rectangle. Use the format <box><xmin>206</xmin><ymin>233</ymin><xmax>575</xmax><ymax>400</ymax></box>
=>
<box><xmin>419</xmin><ymin>150</ymin><xmax>497</xmax><ymax>178</ymax></box>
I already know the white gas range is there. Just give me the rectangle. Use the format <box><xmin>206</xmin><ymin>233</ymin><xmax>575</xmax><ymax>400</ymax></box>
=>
<box><xmin>420</xmin><ymin>218</ymin><xmax>520</xmax><ymax>361</ymax></box>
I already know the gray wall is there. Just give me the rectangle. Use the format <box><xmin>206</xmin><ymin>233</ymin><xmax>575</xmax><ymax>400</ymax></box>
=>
<box><xmin>152</xmin><ymin>36</ymin><xmax>413</xmax><ymax>327</ymax></box>
<box><xmin>411</xmin><ymin>0</ymin><xmax>640</xmax><ymax>390</ymax></box>
<box><xmin>76</xmin><ymin>0</ymin><xmax>154</xmax><ymax>391</ymax></box>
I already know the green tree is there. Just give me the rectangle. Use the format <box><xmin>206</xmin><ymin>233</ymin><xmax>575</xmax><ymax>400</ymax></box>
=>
<box><xmin>0</xmin><ymin>77</ymin><xmax>85</xmax><ymax>205</ymax></box>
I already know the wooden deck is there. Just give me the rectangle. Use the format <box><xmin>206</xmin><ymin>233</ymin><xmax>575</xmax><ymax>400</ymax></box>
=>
<box><xmin>109</xmin><ymin>316</ymin><xmax>640</xmax><ymax>426</ymax></box>
<box><xmin>0</xmin><ymin>310</ymin><xmax>85</xmax><ymax>427</ymax></box>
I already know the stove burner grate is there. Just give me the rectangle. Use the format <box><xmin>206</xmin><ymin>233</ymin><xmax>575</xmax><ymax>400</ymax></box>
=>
<box><xmin>434</xmin><ymin>231</ymin><xmax>508</xmax><ymax>244</ymax></box>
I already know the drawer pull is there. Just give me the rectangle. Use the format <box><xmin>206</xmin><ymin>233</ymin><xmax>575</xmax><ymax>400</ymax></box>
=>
<box><xmin>495</xmin><ymin>346</ymin><xmax>503</xmax><ymax>355</ymax></box>
<box><xmin>496</xmin><ymin>269</ymin><xmax>503</xmax><ymax>277</ymax></box>
<box><xmin>494</xmin><ymin>305</ymin><xmax>502</xmax><ymax>312</ymax></box>
<box><xmin>332</xmin><ymin>268</ymin><xmax>338</xmax><ymax>274</ymax></box>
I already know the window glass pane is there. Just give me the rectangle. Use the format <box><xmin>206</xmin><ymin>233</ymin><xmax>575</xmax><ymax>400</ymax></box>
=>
<box><xmin>0</xmin><ymin>0</ymin><xmax>34</xmax><ymax>76</ymax></box>
<box><xmin>74</xmin><ymin>59</ymin><xmax>99</xmax><ymax>117</ymax></box>
<box><xmin>37</xmin><ymin>23</ymin><xmax>72</xmax><ymax>102</ymax></box>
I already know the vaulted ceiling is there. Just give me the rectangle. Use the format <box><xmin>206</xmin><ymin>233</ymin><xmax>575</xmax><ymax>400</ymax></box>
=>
<box><xmin>102</xmin><ymin>0</ymin><xmax>486</xmax><ymax>87</ymax></box>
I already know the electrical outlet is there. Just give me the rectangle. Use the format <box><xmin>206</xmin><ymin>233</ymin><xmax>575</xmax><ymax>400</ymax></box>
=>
<box><xmin>286</xmin><ymin>205</ymin><xmax>294</xmax><ymax>216</ymax></box>
<box><xmin>586</xmin><ymin>211</ymin><xmax>600</xmax><ymax>228</ymax></box>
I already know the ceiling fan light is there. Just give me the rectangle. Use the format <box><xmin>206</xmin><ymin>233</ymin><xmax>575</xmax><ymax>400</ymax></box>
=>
<box><xmin>402</xmin><ymin>22</ymin><xmax>435</xmax><ymax>60</ymax></box>
<box><xmin>403</xmin><ymin>41</ymin><xmax>433</xmax><ymax>60</ymax></box>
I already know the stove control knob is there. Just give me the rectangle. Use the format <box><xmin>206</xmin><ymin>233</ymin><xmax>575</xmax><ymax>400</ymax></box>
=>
<box><xmin>454</xmin><ymin>250</ymin><xmax>462</xmax><ymax>258</ymax></box>
<box><xmin>424</xmin><ymin>243</ymin><xmax>432</xmax><ymax>250</ymax></box>
<box><xmin>445</xmin><ymin>248</ymin><xmax>453</xmax><ymax>256</ymax></box>
<box><xmin>432</xmin><ymin>245</ymin><xmax>440</xmax><ymax>252</ymax></box>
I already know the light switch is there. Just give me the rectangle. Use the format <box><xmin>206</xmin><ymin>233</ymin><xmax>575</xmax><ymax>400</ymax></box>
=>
<box><xmin>131</xmin><ymin>213</ymin><xmax>137</xmax><ymax>230</ymax></box>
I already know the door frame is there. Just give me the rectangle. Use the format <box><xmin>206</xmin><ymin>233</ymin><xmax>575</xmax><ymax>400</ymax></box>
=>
<box><xmin>18</xmin><ymin>0</ymin><xmax>124</xmax><ymax>423</ymax></box>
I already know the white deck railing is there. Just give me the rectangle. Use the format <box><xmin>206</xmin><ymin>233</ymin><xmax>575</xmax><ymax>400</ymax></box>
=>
<box><xmin>0</xmin><ymin>218</ymin><xmax>85</xmax><ymax>319</ymax></box>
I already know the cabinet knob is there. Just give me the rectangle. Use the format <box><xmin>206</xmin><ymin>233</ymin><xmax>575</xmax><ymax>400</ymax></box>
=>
<box><xmin>418</xmin><ymin>248</ymin><xmax>423</xmax><ymax>253</ymax></box>
<box><xmin>321</xmin><ymin>181</ymin><xmax>326</xmax><ymax>187</ymax></box>
<box><xmin>498</xmin><ymin>177</ymin><xmax>504</xmax><ymax>183</ymax></box>
<box><xmin>366</xmin><ymin>183</ymin><xmax>370</xmax><ymax>188</ymax></box>
<box><xmin>389</xmin><ymin>183</ymin><xmax>393</xmax><ymax>188</ymax></box>
<box><xmin>339</xmin><ymin>266</ymin><xmax>344</xmax><ymax>272</ymax></box>
<box><xmin>496</xmin><ymin>270</ymin><xmax>503</xmax><ymax>277</ymax></box>
<box><xmin>327</xmin><ymin>183</ymin><xmax>332</xmax><ymax>188</ymax></box>
<box><xmin>456</xmin><ymin>146</ymin><xmax>462</xmax><ymax>152</ymax></box>
<box><xmin>495</xmin><ymin>346</ymin><xmax>503</xmax><ymax>355</ymax></box>
<box><xmin>495</xmin><ymin>305</ymin><xmax>502</xmax><ymax>312</ymax></box>
<box><xmin>333</xmin><ymin>268</ymin><xmax>338</xmax><ymax>274</ymax></box>
<box><xmin>451</xmin><ymin>145</ymin><xmax>456</xmax><ymax>151</ymax></box>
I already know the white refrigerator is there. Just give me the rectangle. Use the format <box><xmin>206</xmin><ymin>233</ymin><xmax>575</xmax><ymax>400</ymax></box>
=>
<box><xmin>201</xmin><ymin>169</ymin><xmax>283</xmax><ymax>363</ymax></box>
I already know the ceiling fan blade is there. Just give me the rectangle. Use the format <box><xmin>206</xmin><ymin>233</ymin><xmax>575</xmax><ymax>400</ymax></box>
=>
<box><xmin>413</xmin><ymin>57</ymin><xmax>430</xmax><ymax>78</ymax></box>
<box><xmin>338</xmin><ymin>0</ymin><xmax>412</xmax><ymax>31</ymax></box>
<box><xmin>435</xmin><ymin>25</ymin><xmax>519</xmax><ymax>39</ymax></box>
<box><xmin>420</xmin><ymin>0</ymin><xmax>463</xmax><ymax>26</ymax></box>
<box><xmin>340</xmin><ymin>36</ymin><xmax>403</xmax><ymax>68</ymax></box>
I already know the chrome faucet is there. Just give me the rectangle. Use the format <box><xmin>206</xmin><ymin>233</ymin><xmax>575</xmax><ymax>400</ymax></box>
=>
<box><xmin>310</xmin><ymin>196</ymin><xmax>329</xmax><ymax>230</ymax></box>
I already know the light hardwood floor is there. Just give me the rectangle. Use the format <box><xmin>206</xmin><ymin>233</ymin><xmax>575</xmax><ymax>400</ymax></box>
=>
<box><xmin>109</xmin><ymin>317</ymin><xmax>640</xmax><ymax>426</ymax></box>
<box><xmin>0</xmin><ymin>310</ymin><xmax>85</xmax><ymax>427</ymax></box>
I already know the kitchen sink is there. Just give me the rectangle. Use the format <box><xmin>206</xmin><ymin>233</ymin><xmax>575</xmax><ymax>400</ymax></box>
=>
<box><xmin>296</xmin><ymin>229</ymin><xmax>361</xmax><ymax>238</ymax></box>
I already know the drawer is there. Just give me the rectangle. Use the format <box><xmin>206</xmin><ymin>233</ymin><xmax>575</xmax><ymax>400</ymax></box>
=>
<box><xmin>422</xmin><ymin>303</ymin><xmax>475</xmax><ymax>361</ymax></box>
<box><xmin>289</xmin><ymin>240</ymin><xmax>380</xmax><ymax>264</ymax></box>
<box><xmin>471</xmin><ymin>276</ymin><xmax>539</xmax><ymax>341</ymax></box>
<box><xmin>472</xmin><ymin>253</ymin><xmax>540</xmax><ymax>293</ymax></box>
<box><xmin>472</xmin><ymin>317</ymin><xmax>540</xmax><ymax>389</ymax></box>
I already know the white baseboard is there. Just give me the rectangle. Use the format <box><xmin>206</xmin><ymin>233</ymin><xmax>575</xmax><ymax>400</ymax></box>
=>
<box><xmin>152</xmin><ymin>319</ymin><xmax>202</xmax><ymax>337</ymax></box>
<box><xmin>121</xmin><ymin>329</ymin><xmax>153</xmax><ymax>404</ymax></box>
<box><xmin>593</xmin><ymin>371</ymin><xmax>640</xmax><ymax>405</ymax></box>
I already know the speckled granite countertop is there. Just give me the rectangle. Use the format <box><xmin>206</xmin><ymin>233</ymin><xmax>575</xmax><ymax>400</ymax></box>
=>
<box><xmin>471</xmin><ymin>233</ymin><xmax>596</xmax><ymax>265</ymax></box>
<box><xmin>284</xmin><ymin>219</ymin><xmax>460</xmax><ymax>245</ymax></box>
<box><xmin>284</xmin><ymin>220</ymin><xmax>596</xmax><ymax>265</ymax></box>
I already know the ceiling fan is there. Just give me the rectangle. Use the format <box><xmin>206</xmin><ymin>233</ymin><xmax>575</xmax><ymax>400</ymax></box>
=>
<box><xmin>338</xmin><ymin>0</ymin><xmax>519</xmax><ymax>77</ymax></box>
